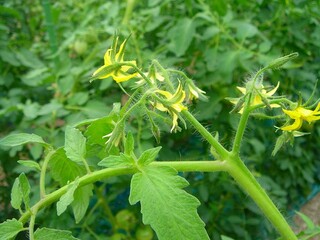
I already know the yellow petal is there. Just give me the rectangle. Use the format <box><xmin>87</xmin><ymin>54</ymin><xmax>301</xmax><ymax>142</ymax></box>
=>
<box><xmin>282</xmin><ymin>108</ymin><xmax>301</xmax><ymax>119</ymax></box>
<box><xmin>92</xmin><ymin>65</ymin><xmax>112</xmax><ymax>79</ymax></box>
<box><xmin>237</xmin><ymin>87</ymin><xmax>246</xmax><ymax>94</ymax></box>
<box><xmin>281</xmin><ymin>118</ymin><xmax>302</xmax><ymax>131</ymax></box>
<box><xmin>112</xmin><ymin>71</ymin><xmax>137</xmax><ymax>83</ymax></box>
<box><xmin>155</xmin><ymin>90</ymin><xmax>173</xmax><ymax>99</ymax></box>
<box><xmin>266</xmin><ymin>82</ymin><xmax>280</xmax><ymax>96</ymax></box>
<box><xmin>170</xmin><ymin>113</ymin><xmax>178</xmax><ymax>132</ymax></box>
<box><xmin>104</xmin><ymin>49</ymin><xmax>113</xmax><ymax>65</ymax></box>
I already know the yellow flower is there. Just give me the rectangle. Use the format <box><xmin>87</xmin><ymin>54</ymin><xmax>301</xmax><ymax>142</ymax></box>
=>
<box><xmin>233</xmin><ymin>82</ymin><xmax>280</xmax><ymax>113</ymax></box>
<box><xmin>187</xmin><ymin>82</ymin><xmax>207</xmax><ymax>101</ymax></box>
<box><xmin>281</xmin><ymin>103</ymin><xmax>320</xmax><ymax>131</ymax></box>
<box><xmin>154</xmin><ymin>83</ymin><xmax>187</xmax><ymax>132</ymax></box>
<box><xmin>92</xmin><ymin>36</ymin><xmax>137</xmax><ymax>83</ymax></box>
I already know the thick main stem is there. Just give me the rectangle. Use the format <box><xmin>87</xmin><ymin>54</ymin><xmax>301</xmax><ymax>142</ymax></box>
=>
<box><xmin>226</xmin><ymin>156</ymin><xmax>298</xmax><ymax>240</ymax></box>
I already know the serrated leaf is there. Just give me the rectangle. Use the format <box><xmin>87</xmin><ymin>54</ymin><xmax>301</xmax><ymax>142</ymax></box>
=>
<box><xmin>0</xmin><ymin>219</ymin><xmax>24</xmax><ymax>240</ymax></box>
<box><xmin>65</xmin><ymin>126</ymin><xmax>86</xmax><ymax>163</ymax></box>
<box><xmin>57</xmin><ymin>178</ymin><xmax>80</xmax><ymax>216</ymax></box>
<box><xmin>129</xmin><ymin>166</ymin><xmax>209</xmax><ymax>240</ymax></box>
<box><xmin>17</xmin><ymin>160</ymin><xmax>41</xmax><ymax>171</ymax></box>
<box><xmin>138</xmin><ymin>147</ymin><xmax>162</xmax><ymax>166</ymax></box>
<box><xmin>124</xmin><ymin>132</ymin><xmax>134</xmax><ymax>155</ymax></box>
<box><xmin>11</xmin><ymin>178</ymin><xmax>22</xmax><ymax>210</ymax></box>
<box><xmin>19</xmin><ymin>173</ymin><xmax>30</xmax><ymax>210</ymax></box>
<box><xmin>49</xmin><ymin>148</ymin><xmax>92</xmax><ymax>223</ymax></box>
<box><xmin>98</xmin><ymin>153</ymin><xmax>134</xmax><ymax>168</ymax></box>
<box><xmin>34</xmin><ymin>227</ymin><xmax>79</xmax><ymax>240</ymax></box>
<box><xmin>0</xmin><ymin>133</ymin><xmax>47</xmax><ymax>147</ymax></box>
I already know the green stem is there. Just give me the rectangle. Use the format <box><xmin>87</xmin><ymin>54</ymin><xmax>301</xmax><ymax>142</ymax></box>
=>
<box><xmin>150</xmin><ymin>160</ymin><xmax>227</xmax><ymax>172</ymax></box>
<box><xmin>231</xmin><ymin>106</ymin><xmax>250</xmax><ymax>156</ymax></box>
<box><xmin>19</xmin><ymin>167</ymin><xmax>136</xmax><ymax>225</ymax></box>
<box><xmin>28</xmin><ymin>210</ymin><xmax>37</xmax><ymax>240</ymax></box>
<box><xmin>226</xmin><ymin>156</ymin><xmax>298</xmax><ymax>240</ymax></box>
<box><xmin>19</xmin><ymin>160</ymin><xmax>226</xmax><ymax>226</ymax></box>
<box><xmin>40</xmin><ymin>150</ymin><xmax>55</xmax><ymax>198</ymax></box>
<box><xmin>181</xmin><ymin>110</ymin><xmax>230</xmax><ymax>160</ymax></box>
<box><xmin>122</xmin><ymin>0</ymin><xmax>136</xmax><ymax>25</ymax></box>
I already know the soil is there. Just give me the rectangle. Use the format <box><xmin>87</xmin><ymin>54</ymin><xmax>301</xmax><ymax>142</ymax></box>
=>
<box><xmin>293</xmin><ymin>193</ymin><xmax>320</xmax><ymax>240</ymax></box>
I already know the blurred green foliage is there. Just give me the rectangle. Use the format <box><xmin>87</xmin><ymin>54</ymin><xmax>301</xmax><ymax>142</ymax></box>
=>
<box><xmin>0</xmin><ymin>0</ymin><xmax>319</xmax><ymax>239</ymax></box>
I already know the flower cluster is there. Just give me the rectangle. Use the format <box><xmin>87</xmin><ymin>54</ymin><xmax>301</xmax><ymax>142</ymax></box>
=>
<box><xmin>91</xmin><ymin>36</ymin><xmax>137</xmax><ymax>83</ymax></box>
<box><xmin>153</xmin><ymin>82</ymin><xmax>188</xmax><ymax>132</ymax></box>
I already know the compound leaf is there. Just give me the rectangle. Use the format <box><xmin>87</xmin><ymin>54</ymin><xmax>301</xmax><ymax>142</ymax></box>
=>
<box><xmin>49</xmin><ymin>148</ymin><xmax>92</xmax><ymax>223</ymax></box>
<box><xmin>129</xmin><ymin>166</ymin><xmax>209</xmax><ymax>240</ymax></box>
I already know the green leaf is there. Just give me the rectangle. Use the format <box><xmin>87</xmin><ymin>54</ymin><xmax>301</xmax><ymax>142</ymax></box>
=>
<box><xmin>71</xmin><ymin>186</ymin><xmax>92</xmax><ymax>223</ymax></box>
<box><xmin>34</xmin><ymin>227</ymin><xmax>79</xmax><ymax>240</ymax></box>
<box><xmin>296</xmin><ymin>212</ymin><xmax>315</xmax><ymax>230</ymax></box>
<box><xmin>11</xmin><ymin>178</ymin><xmax>22</xmax><ymax>210</ymax></box>
<box><xmin>65</xmin><ymin>126</ymin><xmax>86</xmax><ymax>163</ymax></box>
<box><xmin>168</xmin><ymin>18</ymin><xmax>197</xmax><ymax>57</ymax></box>
<box><xmin>129</xmin><ymin>166</ymin><xmax>209</xmax><ymax>240</ymax></box>
<box><xmin>19</xmin><ymin>173</ymin><xmax>30</xmax><ymax>210</ymax></box>
<box><xmin>57</xmin><ymin>178</ymin><xmax>80</xmax><ymax>216</ymax></box>
<box><xmin>17</xmin><ymin>160</ymin><xmax>41</xmax><ymax>171</ymax></box>
<box><xmin>124</xmin><ymin>132</ymin><xmax>134</xmax><ymax>155</ymax></box>
<box><xmin>85</xmin><ymin>116</ymin><xmax>114</xmax><ymax>146</ymax></box>
<box><xmin>137</xmin><ymin>147</ymin><xmax>162</xmax><ymax>166</ymax></box>
<box><xmin>0</xmin><ymin>219</ymin><xmax>24</xmax><ymax>240</ymax></box>
<box><xmin>0</xmin><ymin>133</ymin><xmax>47</xmax><ymax>147</ymax></box>
<box><xmin>98</xmin><ymin>153</ymin><xmax>134</xmax><ymax>168</ymax></box>
<box><xmin>49</xmin><ymin>148</ymin><xmax>92</xmax><ymax>223</ymax></box>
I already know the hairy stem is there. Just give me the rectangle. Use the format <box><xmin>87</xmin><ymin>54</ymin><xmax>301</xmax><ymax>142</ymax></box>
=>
<box><xmin>226</xmin><ymin>156</ymin><xmax>298</xmax><ymax>240</ymax></box>
<box><xmin>181</xmin><ymin>110</ymin><xmax>230</xmax><ymax>159</ymax></box>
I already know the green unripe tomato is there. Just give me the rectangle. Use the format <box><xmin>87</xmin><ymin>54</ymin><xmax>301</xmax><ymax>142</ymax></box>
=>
<box><xmin>115</xmin><ymin>209</ymin><xmax>137</xmax><ymax>230</ymax></box>
<box><xmin>74</xmin><ymin>40</ymin><xmax>87</xmax><ymax>55</ymax></box>
<box><xmin>135</xmin><ymin>225</ymin><xmax>154</xmax><ymax>240</ymax></box>
<box><xmin>110</xmin><ymin>233</ymin><xmax>126</xmax><ymax>240</ymax></box>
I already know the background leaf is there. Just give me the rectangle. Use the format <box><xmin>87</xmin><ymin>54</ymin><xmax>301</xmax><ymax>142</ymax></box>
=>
<box><xmin>168</xmin><ymin>17</ymin><xmax>197</xmax><ymax>57</ymax></box>
<box><xmin>129</xmin><ymin>165</ymin><xmax>209</xmax><ymax>240</ymax></box>
<box><xmin>0</xmin><ymin>133</ymin><xmax>47</xmax><ymax>147</ymax></box>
